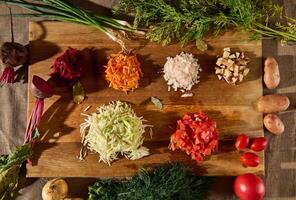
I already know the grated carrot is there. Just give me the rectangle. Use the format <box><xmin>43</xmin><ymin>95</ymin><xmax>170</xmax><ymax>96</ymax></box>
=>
<box><xmin>105</xmin><ymin>52</ymin><xmax>143</xmax><ymax>92</ymax></box>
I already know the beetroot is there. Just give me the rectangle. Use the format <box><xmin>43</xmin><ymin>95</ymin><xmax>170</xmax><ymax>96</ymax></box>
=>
<box><xmin>0</xmin><ymin>42</ymin><xmax>28</xmax><ymax>85</ymax></box>
<box><xmin>24</xmin><ymin>75</ymin><xmax>53</xmax><ymax>144</ymax></box>
<box><xmin>31</xmin><ymin>75</ymin><xmax>54</xmax><ymax>98</ymax></box>
<box><xmin>1</xmin><ymin>42</ymin><xmax>28</xmax><ymax>67</ymax></box>
<box><xmin>0</xmin><ymin>66</ymin><xmax>15</xmax><ymax>84</ymax></box>
<box><xmin>0</xmin><ymin>8</ymin><xmax>28</xmax><ymax>85</ymax></box>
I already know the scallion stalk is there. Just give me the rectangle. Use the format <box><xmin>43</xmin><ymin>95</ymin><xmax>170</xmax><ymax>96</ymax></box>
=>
<box><xmin>0</xmin><ymin>0</ymin><xmax>143</xmax><ymax>48</ymax></box>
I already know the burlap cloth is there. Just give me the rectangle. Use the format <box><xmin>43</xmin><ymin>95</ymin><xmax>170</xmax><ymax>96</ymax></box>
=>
<box><xmin>0</xmin><ymin>1</ymin><xmax>295</xmax><ymax>199</ymax></box>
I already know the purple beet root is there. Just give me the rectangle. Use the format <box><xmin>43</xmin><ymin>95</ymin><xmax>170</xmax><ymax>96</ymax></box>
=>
<box><xmin>0</xmin><ymin>66</ymin><xmax>15</xmax><ymax>84</ymax></box>
<box><xmin>31</xmin><ymin>75</ymin><xmax>54</xmax><ymax>99</ymax></box>
<box><xmin>1</xmin><ymin>42</ymin><xmax>28</xmax><ymax>67</ymax></box>
<box><xmin>25</xmin><ymin>76</ymin><xmax>54</xmax><ymax>144</ymax></box>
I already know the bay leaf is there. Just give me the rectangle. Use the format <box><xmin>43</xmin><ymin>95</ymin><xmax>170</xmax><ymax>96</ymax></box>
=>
<box><xmin>151</xmin><ymin>96</ymin><xmax>163</xmax><ymax>110</ymax></box>
<box><xmin>73</xmin><ymin>81</ymin><xmax>85</xmax><ymax>104</ymax></box>
<box><xmin>196</xmin><ymin>40</ymin><xmax>208</xmax><ymax>51</ymax></box>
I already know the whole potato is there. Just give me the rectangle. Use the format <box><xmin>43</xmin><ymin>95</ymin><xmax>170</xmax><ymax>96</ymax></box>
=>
<box><xmin>264</xmin><ymin>114</ymin><xmax>285</xmax><ymax>135</ymax></box>
<box><xmin>42</xmin><ymin>178</ymin><xmax>68</xmax><ymax>200</ymax></box>
<box><xmin>264</xmin><ymin>57</ymin><xmax>280</xmax><ymax>89</ymax></box>
<box><xmin>255</xmin><ymin>94</ymin><xmax>289</xmax><ymax>113</ymax></box>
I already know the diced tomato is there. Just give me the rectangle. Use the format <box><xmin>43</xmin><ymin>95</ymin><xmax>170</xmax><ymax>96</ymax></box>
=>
<box><xmin>169</xmin><ymin>112</ymin><xmax>219</xmax><ymax>162</ymax></box>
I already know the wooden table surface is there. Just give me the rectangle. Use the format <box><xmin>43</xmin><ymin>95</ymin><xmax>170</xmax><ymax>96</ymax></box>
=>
<box><xmin>0</xmin><ymin>0</ymin><xmax>295</xmax><ymax>199</ymax></box>
<box><xmin>27</xmin><ymin>21</ymin><xmax>264</xmax><ymax>178</ymax></box>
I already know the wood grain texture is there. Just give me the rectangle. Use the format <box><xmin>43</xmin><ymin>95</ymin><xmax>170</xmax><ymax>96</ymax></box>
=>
<box><xmin>26</xmin><ymin>21</ymin><xmax>264</xmax><ymax>177</ymax></box>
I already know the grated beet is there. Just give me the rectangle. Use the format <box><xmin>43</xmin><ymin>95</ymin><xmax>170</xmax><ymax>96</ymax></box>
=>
<box><xmin>169</xmin><ymin>112</ymin><xmax>219</xmax><ymax>162</ymax></box>
<box><xmin>50</xmin><ymin>47</ymin><xmax>86</xmax><ymax>81</ymax></box>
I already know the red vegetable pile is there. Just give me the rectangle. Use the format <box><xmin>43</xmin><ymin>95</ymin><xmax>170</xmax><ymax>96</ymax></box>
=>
<box><xmin>50</xmin><ymin>47</ymin><xmax>86</xmax><ymax>81</ymax></box>
<box><xmin>169</xmin><ymin>112</ymin><xmax>218</xmax><ymax>162</ymax></box>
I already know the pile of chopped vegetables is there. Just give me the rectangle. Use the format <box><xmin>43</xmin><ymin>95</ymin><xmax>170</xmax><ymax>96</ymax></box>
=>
<box><xmin>105</xmin><ymin>52</ymin><xmax>142</xmax><ymax>92</ymax></box>
<box><xmin>51</xmin><ymin>47</ymin><xmax>87</xmax><ymax>81</ymax></box>
<box><xmin>80</xmin><ymin>101</ymin><xmax>150</xmax><ymax>165</ymax></box>
<box><xmin>169</xmin><ymin>112</ymin><xmax>218</xmax><ymax>162</ymax></box>
<box><xmin>215</xmin><ymin>48</ymin><xmax>250</xmax><ymax>84</ymax></box>
<box><xmin>163</xmin><ymin>52</ymin><xmax>201</xmax><ymax>93</ymax></box>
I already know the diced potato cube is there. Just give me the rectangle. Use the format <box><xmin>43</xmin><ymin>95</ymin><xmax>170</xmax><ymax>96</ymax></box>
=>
<box><xmin>229</xmin><ymin>54</ymin><xmax>236</xmax><ymax>59</ymax></box>
<box><xmin>224</xmin><ymin>69</ymin><xmax>232</xmax><ymax>78</ymax></box>
<box><xmin>223</xmin><ymin>51</ymin><xmax>230</xmax><ymax>58</ymax></box>
<box><xmin>239</xmin><ymin>65</ymin><xmax>246</xmax><ymax>71</ymax></box>
<box><xmin>227</xmin><ymin>59</ymin><xmax>235</xmax><ymax>66</ymax></box>
<box><xmin>232</xmin><ymin>77</ymin><xmax>238</xmax><ymax>83</ymax></box>
<box><xmin>216</xmin><ymin>57</ymin><xmax>223</xmax><ymax>66</ymax></box>
<box><xmin>243</xmin><ymin>68</ymin><xmax>250</xmax><ymax>76</ymax></box>
<box><xmin>223</xmin><ymin>47</ymin><xmax>231</xmax><ymax>52</ymax></box>
<box><xmin>229</xmin><ymin>65</ymin><xmax>234</xmax><ymax>71</ymax></box>
<box><xmin>234</xmin><ymin>65</ymin><xmax>239</xmax><ymax>74</ymax></box>
<box><xmin>239</xmin><ymin>74</ymin><xmax>244</xmax><ymax>82</ymax></box>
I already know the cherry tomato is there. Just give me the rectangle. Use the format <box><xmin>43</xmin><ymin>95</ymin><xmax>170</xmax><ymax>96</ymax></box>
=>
<box><xmin>240</xmin><ymin>152</ymin><xmax>259</xmax><ymax>167</ymax></box>
<box><xmin>235</xmin><ymin>134</ymin><xmax>249</xmax><ymax>150</ymax></box>
<box><xmin>251</xmin><ymin>137</ymin><xmax>267</xmax><ymax>152</ymax></box>
<box><xmin>234</xmin><ymin>173</ymin><xmax>265</xmax><ymax>200</ymax></box>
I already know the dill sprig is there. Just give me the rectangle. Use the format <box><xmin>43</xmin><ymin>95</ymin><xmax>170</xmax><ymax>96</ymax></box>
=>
<box><xmin>88</xmin><ymin>163</ymin><xmax>211</xmax><ymax>200</ymax></box>
<box><xmin>113</xmin><ymin>0</ymin><xmax>296</xmax><ymax>46</ymax></box>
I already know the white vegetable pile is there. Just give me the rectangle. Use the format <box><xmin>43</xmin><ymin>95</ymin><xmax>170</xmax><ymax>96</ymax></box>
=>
<box><xmin>80</xmin><ymin>101</ymin><xmax>150</xmax><ymax>165</ymax></box>
<box><xmin>163</xmin><ymin>52</ymin><xmax>202</xmax><ymax>92</ymax></box>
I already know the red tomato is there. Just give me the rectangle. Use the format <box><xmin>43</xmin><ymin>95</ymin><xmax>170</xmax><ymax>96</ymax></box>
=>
<box><xmin>235</xmin><ymin>134</ymin><xmax>249</xmax><ymax>150</ymax></box>
<box><xmin>240</xmin><ymin>152</ymin><xmax>259</xmax><ymax>167</ymax></box>
<box><xmin>234</xmin><ymin>173</ymin><xmax>265</xmax><ymax>200</ymax></box>
<box><xmin>251</xmin><ymin>137</ymin><xmax>267</xmax><ymax>152</ymax></box>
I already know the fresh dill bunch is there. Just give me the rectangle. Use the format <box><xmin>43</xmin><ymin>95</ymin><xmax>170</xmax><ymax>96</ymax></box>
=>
<box><xmin>88</xmin><ymin>163</ymin><xmax>212</xmax><ymax>200</ymax></box>
<box><xmin>113</xmin><ymin>0</ymin><xmax>296</xmax><ymax>46</ymax></box>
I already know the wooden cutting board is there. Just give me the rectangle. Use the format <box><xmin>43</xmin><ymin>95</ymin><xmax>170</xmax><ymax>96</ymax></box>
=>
<box><xmin>26</xmin><ymin>21</ymin><xmax>264</xmax><ymax>177</ymax></box>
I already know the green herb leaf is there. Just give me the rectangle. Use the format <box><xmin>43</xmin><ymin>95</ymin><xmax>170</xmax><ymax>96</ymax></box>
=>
<box><xmin>73</xmin><ymin>81</ymin><xmax>85</xmax><ymax>104</ymax></box>
<box><xmin>151</xmin><ymin>96</ymin><xmax>163</xmax><ymax>110</ymax></box>
<box><xmin>0</xmin><ymin>145</ymin><xmax>33</xmax><ymax>199</ymax></box>
<box><xmin>196</xmin><ymin>40</ymin><xmax>208</xmax><ymax>51</ymax></box>
<box><xmin>0</xmin><ymin>145</ymin><xmax>33</xmax><ymax>173</ymax></box>
<box><xmin>114</xmin><ymin>0</ymin><xmax>296</xmax><ymax>44</ymax></box>
<box><xmin>88</xmin><ymin>163</ymin><xmax>211</xmax><ymax>200</ymax></box>
<box><xmin>32</xmin><ymin>128</ymin><xmax>40</xmax><ymax>140</ymax></box>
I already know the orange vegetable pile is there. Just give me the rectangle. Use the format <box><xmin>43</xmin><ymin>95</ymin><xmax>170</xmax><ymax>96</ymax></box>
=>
<box><xmin>105</xmin><ymin>52</ymin><xmax>142</xmax><ymax>92</ymax></box>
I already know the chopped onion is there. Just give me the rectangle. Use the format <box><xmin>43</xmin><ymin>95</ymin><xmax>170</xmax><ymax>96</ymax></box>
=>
<box><xmin>163</xmin><ymin>52</ymin><xmax>202</xmax><ymax>92</ymax></box>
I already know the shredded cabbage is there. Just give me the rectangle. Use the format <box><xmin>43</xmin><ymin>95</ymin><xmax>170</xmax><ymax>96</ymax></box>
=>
<box><xmin>80</xmin><ymin>101</ymin><xmax>150</xmax><ymax>165</ymax></box>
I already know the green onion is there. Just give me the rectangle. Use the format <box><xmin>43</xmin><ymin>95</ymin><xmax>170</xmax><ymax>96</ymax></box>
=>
<box><xmin>0</xmin><ymin>0</ymin><xmax>143</xmax><ymax>48</ymax></box>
